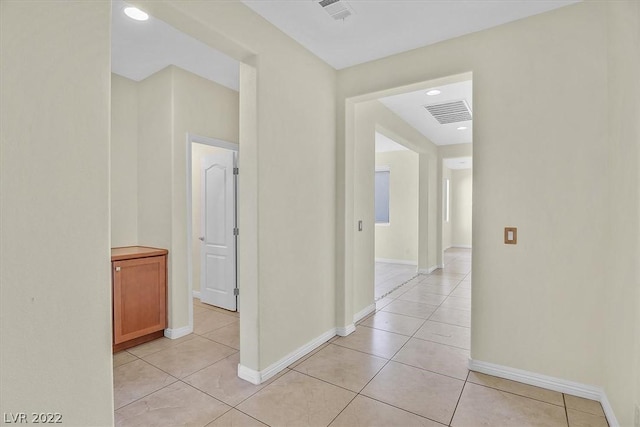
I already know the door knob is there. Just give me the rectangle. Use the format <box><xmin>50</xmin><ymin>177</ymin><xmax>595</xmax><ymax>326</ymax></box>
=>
<box><xmin>198</xmin><ymin>236</ymin><xmax>205</xmax><ymax>241</ymax></box>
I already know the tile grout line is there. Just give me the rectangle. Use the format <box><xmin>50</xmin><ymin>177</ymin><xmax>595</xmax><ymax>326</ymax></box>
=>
<box><xmin>113</xmin><ymin>358</ymin><xmax>182</xmax><ymax>413</ymax></box>
<box><xmin>448</xmin><ymin>370</ymin><xmax>471</xmax><ymax>426</ymax></box>
<box><xmin>466</xmin><ymin>381</ymin><xmax>568</xmax><ymax>409</ymax></box>
<box><xmin>331</xmin><ymin>327</ymin><xmax>470</xmax><ymax>382</ymax></box>
<box><xmin>122</xmin><ymin>333</ymin><xmax>199</xmax><ymax>359</ymax></box>
<box><xmin>231</xmin><ymin>406</ymin><xmax>274</xmax><ymax>427</ymax></box>
<box><xmin>408</xmin><ymin>335</ymin><xmax>470</xmax><ymax>352</ymax></box>
<box><xmin>139</xmin><ymin>339</ymin><xmax>239</xmax><ymax>379</ymax></box>
<box><xmin>324</xmin><ymin>392</ymin><xmax>359</xmax><ymax>427</ymax></box>
<box><xmin>180</xmin><ymin>349</ymin><xmax>240</xmax><ymax>381</ymax></box>
<box><xmin>355</xmin><ymin>393</ymin><xmax>447</xmax><ymax>426</ymax></box>
<box><xmin>381</xmin><ymin>358</ymin><xmax>470</xmax><ymax>383</ymax></box>
<box><xmin>226</xmin><ymin>368</ymin><xmax>297</xmax><ymax>412</ymax></box>
<box><xmin>374</xmin><ymin>273</ymin><xmax>420</xmax><ymax>301</ymax></box>
<box><xmin>113</xmin><ymin>350</ymin><xmax>141</xmax><ymax>369</ymax></box>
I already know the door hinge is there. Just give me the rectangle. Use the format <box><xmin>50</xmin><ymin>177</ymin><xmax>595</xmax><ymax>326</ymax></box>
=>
<box><xmin>233</xmin><ymin>288</ymin><xmax>239</xmax><ymax>296</ymax></box>
<box><xmin>233</xmin><ymin>227</ymin><xmax>239</xmax><ymax>236</ymax></box>
<box><xmin>233</xmin><ymin>167</ymin><xmax>239</xmax><ymax>175</ymax></box>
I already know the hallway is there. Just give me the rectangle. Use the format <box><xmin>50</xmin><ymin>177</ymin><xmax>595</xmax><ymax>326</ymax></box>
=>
<box><xmin>112</xmin><ymin>252</ymin><xmax>606</xmax><ymax>426</ymax></box>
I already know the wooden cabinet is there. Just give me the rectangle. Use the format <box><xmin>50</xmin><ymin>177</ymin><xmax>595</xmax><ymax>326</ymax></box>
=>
<box><xmin>111</xmin><ymin>246</ymin><xmax>168</xmax><ymax>352</ymax></box>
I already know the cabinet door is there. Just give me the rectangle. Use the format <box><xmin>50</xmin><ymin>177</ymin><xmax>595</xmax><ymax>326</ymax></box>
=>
<box><xmin>113</xmin><ymin>255</ymin><xmax>167</xmax><ymax>344</ymax></box>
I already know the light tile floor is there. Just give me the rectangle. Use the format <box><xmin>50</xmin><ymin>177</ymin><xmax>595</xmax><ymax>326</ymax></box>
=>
<box><xmin>113</xmin><ymin>248</ymin><xmax>608</xmax><ymax>427</ymax></box>
<box><xmin>375</xmin><ymin>262</ymin><xmax>417</xmax><ymax>299</ymax></box>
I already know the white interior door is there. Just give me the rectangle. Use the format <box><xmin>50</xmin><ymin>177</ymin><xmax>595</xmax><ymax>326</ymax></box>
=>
<box><xmin>200</xmin><ymin>149</ymin><xmax>237</xmax><ymax>311</ymax></box>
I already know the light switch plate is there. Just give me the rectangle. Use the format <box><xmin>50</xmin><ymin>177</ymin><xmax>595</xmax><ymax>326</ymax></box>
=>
<box><xmin>504</xmin><ymin>227</ymin><xmax>517</xmax><ymax>244</ymax></box>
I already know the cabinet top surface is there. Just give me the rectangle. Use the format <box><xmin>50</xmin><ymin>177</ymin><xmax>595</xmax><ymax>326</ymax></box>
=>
<box><xmin>111</xmin><ymin>246</ymin><xmax>168</xmax><ymax>261</ymax></box>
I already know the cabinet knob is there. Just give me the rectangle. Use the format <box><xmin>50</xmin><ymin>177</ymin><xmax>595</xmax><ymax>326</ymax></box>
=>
<box><xmin>115</xmin><ymin>266</ymin><xmax>121</xmax><ymax>272</ymax></box>
<box><xmin>198</xmin><ymin>236</ymin><xmax>205</xmax><ymax>241</ymax></box>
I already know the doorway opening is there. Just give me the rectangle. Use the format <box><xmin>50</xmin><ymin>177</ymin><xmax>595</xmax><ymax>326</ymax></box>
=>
<box><xmin>441</xmin><ymin>156</ymin><xmax>473</xmax><ymax>276</ymax></box>
<box><xmin>110</xmin><ymin>1</ymin><xmax>261</xmax><ymax>413</ymax></box>
<box><xmin>373</xmin><ymin>132</ymin><xmax>420</xmax><ymax>300</ymax></box>
<box><xmin>345</xmin><ymin>72</ymin><xmax>472</xmax><ymax>352</ymax></box>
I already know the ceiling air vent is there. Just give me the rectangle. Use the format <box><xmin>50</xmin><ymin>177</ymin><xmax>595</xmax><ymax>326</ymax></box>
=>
<box><xmin>424</xmin><ymin>100</ymin><xmax>472</xmax><ymax>124</ymax></box>
<box><xmin>318</xmin><ymin>0</ymin><xmax>353</xmax><ymax>21</ymax></box>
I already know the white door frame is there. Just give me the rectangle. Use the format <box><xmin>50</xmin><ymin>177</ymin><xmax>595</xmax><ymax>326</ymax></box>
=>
<box><xmin>186</xmin><ymin>133</ymin><xmax>239</xmax><ymax>327</ymax></box>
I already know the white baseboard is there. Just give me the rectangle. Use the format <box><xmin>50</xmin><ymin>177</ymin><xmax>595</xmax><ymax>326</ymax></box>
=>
<box><xmin>599</xmin><ymin>393</ymin><xmax>619</xmax><ymax>427</ymax></box>
<box><xmin>417</xmin><ymin>265</ymin><xmax>439</xmax><ymax>274</ymax></box>
<box><xmin>164</xmin><ymin>325</ymin><xmax>193</xmax><ymax>339</ymax></box>
<box><xmin>336</xmin><ymin>324</ymin><xmax>356</xmax><ymax>336</ymax></box>
<box><xmin>238</xmin><ymin>327</ymin><xmax>336</xmax><ymax>385</ymax></box>
<box><xmin>237</xmin><ymin>364</ymin><xmax>261</xmax><ymax>385</ymax></box>
<box><xmin>375</xmin><ymin>258</ymin><xmax>417</xmax><ymax>266</ymax></box>
<box><xmin>192</xmin><ymin>290</ymin><xmax>201</xmax><ymax>299</ymax></box>
<box><xmin>468</xmin><ymin>359</ymin><xmax>619</xmax><ymax>427</ymax></box>
<box><xmin>452</xmin><ymin>245</ymin><xmax>472</xmax><ymax>249</ymax></box>
<box><xmin>353</xmin><ymin>304</ymin><xmax>376</xmax><ymax>323</ymax></box>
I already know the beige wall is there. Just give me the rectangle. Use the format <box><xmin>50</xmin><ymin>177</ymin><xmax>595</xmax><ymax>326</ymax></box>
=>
<box><xmin>352</xmin><ymin>102</ymin><xmax>376</xmax><ymax>313</ymax></box>
<box><xmin>137</xmin><ymin>67</ymin><xmax>175</xmax><ymax>334</ymax></box>
<box><xmin>1</xmin><ymin>1</ymin><xmax>114</xmax><ymax>425</ymax></box>
<box><xmin>339</xmin><ymin>0</ymin><xmax>612</xmax><ymax>399</ymax></box>
<box><xmin>375</xmin><ymin>150</ymin><xmax>419</xmax><ymax>264</ymax></box>
<box><xmin>603</xmin><ymin>1</ymin><xmax>640</xmax><ymax>426</ymax></box>
<box><xmin>111</xmin><ymin>74</ymin><xmax>139</xmax><ymax>247</ymax></box>
<box><xmin>451</xmin><ymin>168</ymin><xmax>472</xmax><ymax>248</ymax></box>
<box><xmin>237</xmin><ymin>62</ymin><xmax>260</xmax><ymax>369</ymax></box>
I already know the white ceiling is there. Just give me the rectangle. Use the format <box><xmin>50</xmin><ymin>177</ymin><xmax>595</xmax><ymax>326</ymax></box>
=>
<box><xmin>379</xmin><ymin>80</ymin><xmax>472</xmax><ymax>146</ymax></box>
<box><xmin>111</xmin><ymin>0</ymin><xmax>576</xmax><ymax>151</ymax></box>
<box><xmin>111</xmin><ymin>0</ymin><xmax>239</xmax><ymax>90</ymax></box>
<box><xmin>241</xmin><ymin>0</ymin><xmax>579</xmax><ymax>70</ymax></box>
<box><xmin>444</xmin><ymin>157</ymin><xmax>473</xmax><ymax>170</ymax></box>
<box><xmin>375</xmin><ymin>132</ymin><xmax>409</xmax><ymax>153</ymax></box>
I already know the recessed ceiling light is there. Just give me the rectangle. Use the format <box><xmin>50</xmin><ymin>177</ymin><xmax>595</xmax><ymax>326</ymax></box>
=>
<box><xmin>426</xmin><ymin>89</ymin><xmax>441</xmax><ymax>96</ymax></box>
<box><xmin>457</xmin><ymin>126</ymin><xmax>468</xmax><ymax>130</ymax></box>
<box><xmin>124</xmin><ymin>6</ymin><xmax>149</xmax><ymax>21</ymax></box>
